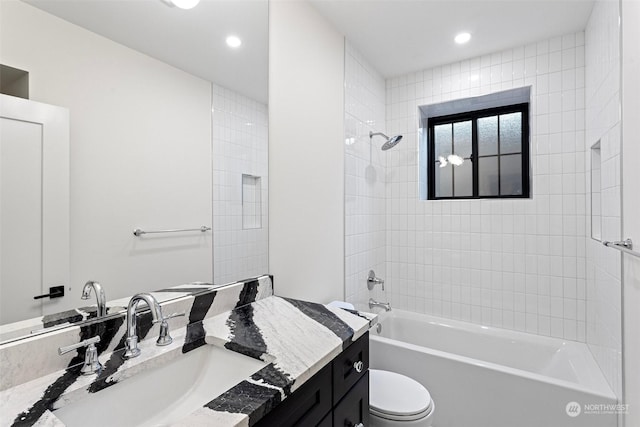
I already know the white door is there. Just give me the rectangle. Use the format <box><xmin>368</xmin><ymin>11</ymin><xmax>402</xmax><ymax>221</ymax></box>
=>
<box><xmin>0</xmin><ymin>94</ymin><xmax>69</xmax><ymax>324</ymax></box>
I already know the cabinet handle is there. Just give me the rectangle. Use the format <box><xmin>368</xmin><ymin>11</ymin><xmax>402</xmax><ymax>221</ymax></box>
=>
<box><xmin>353</xmin><ymin>360</ymin><xmax>364</xmax><ymax>373</ymax></box>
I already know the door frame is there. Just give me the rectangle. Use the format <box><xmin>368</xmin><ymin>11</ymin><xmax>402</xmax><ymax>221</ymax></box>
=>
<box><xmin>1</xmin><ymin>94</ymin><xmax>69</xmax><ymax>317</ymax></box>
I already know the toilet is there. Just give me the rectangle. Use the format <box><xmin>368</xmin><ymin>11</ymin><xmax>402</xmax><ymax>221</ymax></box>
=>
<box><xmin>369</xmin><ymin>369</ymin><xmax>435</xmax><ymax>427</ymax></box>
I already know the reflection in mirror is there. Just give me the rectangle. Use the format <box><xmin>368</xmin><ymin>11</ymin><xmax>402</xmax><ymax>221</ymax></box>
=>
<box><xmin>0</xmin><ymin>0</ymin><xmax>268</xmax><ymax>342</ymax></box>
<box><xmin>1</xmin><ymin>94</ymin><xmax>69</xmax><ymax>325</ymax></box>
<box><xmin>212</xmin><ymin>85</ymin><xmax>269</xmax><ymax>285</ymax></box>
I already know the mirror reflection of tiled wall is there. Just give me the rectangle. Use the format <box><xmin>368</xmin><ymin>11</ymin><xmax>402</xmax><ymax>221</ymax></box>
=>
<box><xmin>213</xmin><ymin>84</ymin><xmax>268</xmax><ymax>285</ymax></box>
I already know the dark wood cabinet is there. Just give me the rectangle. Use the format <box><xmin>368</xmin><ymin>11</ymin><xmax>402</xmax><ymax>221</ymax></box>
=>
<box><xmin>254</xmin><ymin>362</ymin><xmax>332</xmax><ymax>427</ymax></box>
<box><xmin>318</xmin><ymin>412</ymin><xmax>333</xmax><ymax>427</ymax></box>
<box><xmin>332</xmin><ymin>332</ymin><xmax>369</xmax><ymax>405</ymax></box>
<box><xmin>333</xmin><ymin>372</ymin><xmax>369</xmax><ymax>427</ymax></box>
<box><xmin>254</xmin><ymin>332</ymin><xmax>370</xmax><ymax>427</ymax></box>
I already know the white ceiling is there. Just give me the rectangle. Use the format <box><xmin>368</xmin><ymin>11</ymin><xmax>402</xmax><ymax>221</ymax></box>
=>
<box><xmin>25</xmin><ymin>0</ymin><xmax>269</xmax><ymax>104</ymax></box>
<box><xmin>22</xmin><ymin>0</ymin><xmax>595</xmax><ymax>104</ymax></box>
<box><xmin>310</xmin><ymin>0</ymin><xmax>595</xmax><ymax>78</ymax></box>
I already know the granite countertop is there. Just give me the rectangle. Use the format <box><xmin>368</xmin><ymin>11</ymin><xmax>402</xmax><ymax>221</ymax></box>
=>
<box><xmin>0</xmin><ymin>296</ymin><xmax>376</xmax><ymax>427</ymax></box>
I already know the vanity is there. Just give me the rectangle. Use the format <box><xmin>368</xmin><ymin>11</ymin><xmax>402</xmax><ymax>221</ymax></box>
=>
<box><xmin>254</xmin><ymin>332</ymin><xmax>370</xmax><ymax>427</ymax></box>
<box><xmin>0</xmin><ymin>276</ymin><xmax>375</xmax><ymax>427</ymax></box>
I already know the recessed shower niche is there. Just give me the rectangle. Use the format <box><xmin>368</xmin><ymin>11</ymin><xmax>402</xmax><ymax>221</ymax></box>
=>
<box><xmin>242</xmin><ymin>174</ymin><xmax>262</xmax><ymax>229</ymax></box>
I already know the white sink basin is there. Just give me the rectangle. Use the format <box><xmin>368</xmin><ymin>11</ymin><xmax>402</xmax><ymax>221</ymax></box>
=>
<box><xmin>54</xmin><ymin>344</ymin><xmax>267</xmax><ymax>427</ymax></box>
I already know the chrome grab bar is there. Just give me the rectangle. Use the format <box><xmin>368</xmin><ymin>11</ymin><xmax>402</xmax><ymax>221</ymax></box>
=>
<box><xmin>133</xmin><ymin>226</ymin><xmax>211</xmax><ymax>237</ymax></box>
<box><xmin>603</xmin><ymin>239</ymin><xmax>640</xmax><ymax>258</ymax></box>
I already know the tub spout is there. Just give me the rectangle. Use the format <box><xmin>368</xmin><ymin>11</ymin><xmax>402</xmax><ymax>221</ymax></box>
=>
<box><xmin>369</xmin><ymin>298</ymin><xmax>391</xmax><ymax>312</ymax></box>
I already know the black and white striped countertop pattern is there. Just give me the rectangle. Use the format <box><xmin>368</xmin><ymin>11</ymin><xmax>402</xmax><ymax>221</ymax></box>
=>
<box><xmin>0</xmin><ymin>292</ymin><xmax>374</xmax><ymax>427</ymax></box>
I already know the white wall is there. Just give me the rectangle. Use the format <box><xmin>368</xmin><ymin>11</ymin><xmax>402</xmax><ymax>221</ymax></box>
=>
<box><xmin>621</xmin><ymin>1</ymin><xmax>640</xmax><ymax>424</ymax></box>
<box><xmin>585</xmin><ymin>0</ymin><xmax>623</xmax><ymax>399</ymax></box>
<box><xmin>269</xmin><ymin>0</ymin><xmax>345</xmax><ymax>303</ymax></box>
<box><xmin>1</xmin><ymin>1</ymin><xmax>213</xmax><ymax>306</ymax></box>
<box><xmin>213</xmin><ymin>84</ymin><xmax>269</xmax><ymax>285</ymax></box>
<box><xmin>344</xmin><ymin>42</ymin><xmax>387</xmax><ymax>310</ymax></box>
<box><xmin>384</xmin><ymin>32</ymin><xmax>588</xmax><ymax>341</ymax></box>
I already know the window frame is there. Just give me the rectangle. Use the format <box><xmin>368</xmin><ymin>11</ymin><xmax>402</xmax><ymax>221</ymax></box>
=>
<box><xmin>427</xmin><ymin>103</ymin><xmax>530</xmax><ymax>200</ymax></box>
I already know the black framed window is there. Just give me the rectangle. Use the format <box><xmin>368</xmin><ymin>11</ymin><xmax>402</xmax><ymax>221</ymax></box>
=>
<box><xmin>427</xmin><ymin>103</ymin><xmax>530</xmax><ymax>199</ymax></box>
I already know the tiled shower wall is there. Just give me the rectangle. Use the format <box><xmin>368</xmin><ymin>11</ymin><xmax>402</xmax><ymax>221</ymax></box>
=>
<box><xmin>344</xmin><ymin>42</ymin><xmax>387</xmax><ymax>310</ymax></box>
<box><xmin>212</xmin><ymin>84</ymin><xmax>269</xmax><ymax>285</ymax></box>
<box><xmin>585</xmin><ymin>0</ymin><xmax>622</xmax><ymax>399</ymax></box>
<box><xmin>384</xmin><ymin>32</ymin><xmax>588</xmax><ymax>341</ymax></box>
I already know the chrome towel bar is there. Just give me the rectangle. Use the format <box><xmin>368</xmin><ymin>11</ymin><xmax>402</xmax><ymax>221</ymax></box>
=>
<box><xmin>133</xmin><ymin>226</ymin><xmax>211</xmax><ymax>237</ymax></box>
<box><xmin>603</xmin><ymin>239</ymin><xmax>640</xmax><ymax>258</ymax></box>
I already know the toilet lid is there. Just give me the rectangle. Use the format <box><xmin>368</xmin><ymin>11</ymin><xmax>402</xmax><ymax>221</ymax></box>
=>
<box><xmin>370</xmin><ymin>369</ymin><xmax>432</xmax><ymax>420</ymax></box>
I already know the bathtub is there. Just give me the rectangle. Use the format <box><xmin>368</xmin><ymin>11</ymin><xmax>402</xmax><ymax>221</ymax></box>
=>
<box><xmin>369</xmin><ymin>309</ymin><xmax>617</xmax><ymax>427</ymax></box>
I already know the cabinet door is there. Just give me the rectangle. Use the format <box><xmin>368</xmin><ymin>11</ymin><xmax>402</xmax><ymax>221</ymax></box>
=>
<box><xmin>254</xmin><ymin>363</ymin><xmax>332</xmax><ymax>427</ymax></box>
<box><xmin>333</xmin><ymin>332</ymin><xmax>369</xmax><ymax>404</ymax></box>
<box><xmin>333</xmin><ymin>372</ymin><xmax>369</xmax><ymax>427</ymax></box>
<box><xmin>317</xmin><ymin>412</ymin><xmax>332</xmax><ymax>427</ymax></box>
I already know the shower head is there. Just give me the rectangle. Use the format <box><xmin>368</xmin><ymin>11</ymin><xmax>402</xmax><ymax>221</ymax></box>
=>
<box><xmin>369</xmin><ymin>131</ymin><xmax>403</xmax><ymax>150</ymax></box>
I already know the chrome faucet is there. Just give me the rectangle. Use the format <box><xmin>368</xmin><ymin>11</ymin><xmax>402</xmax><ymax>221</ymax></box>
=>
<box><xmin>369</xmin><ymin>298</ymin><xmax>391</xmax><ymax>312</ymax></box>
<box><xmin>81</xmin><ymin>280</ymin><xmax>107</xmax><ymax>317</ymax></box>
<box><xmin>123</xmin><ymin>293</ymin><xmax>163</xmax><ymax>359</ymax></box>
<box><xmin>59</xmin><ymin>335</ymin><xmax>103</xmax><ymax>375</ymax></box>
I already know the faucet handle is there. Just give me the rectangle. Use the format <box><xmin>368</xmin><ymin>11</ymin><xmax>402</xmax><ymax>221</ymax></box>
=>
<box><xmin>156</xmin><ymin>312</ymin><xmax>185</xmax><ymax>346</ymax></box>
<box><xmin>367</xmin><ymin>270</ymin><xmax>385</xmax><ymax>291</ymax></box>
<box><xmin>58</xmin><ymin>335</ymin><xmax>100</xmax><ymax>355</ymax></box>
<box><xmin>162</xmin><ymin>312</ymin><xmax>186</xmax><ymax>321</ymax></box>
<box><xmin>58</xmin><ymin>335</ymin><xmax>103</xmax><ymax>375</ymax></box>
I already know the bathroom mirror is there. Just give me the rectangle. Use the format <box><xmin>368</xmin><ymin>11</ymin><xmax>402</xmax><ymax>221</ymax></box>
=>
<box><xmin>0</xmin><ymin>0</ymin><xmax>268</xmax><ymax>342</ymax></box>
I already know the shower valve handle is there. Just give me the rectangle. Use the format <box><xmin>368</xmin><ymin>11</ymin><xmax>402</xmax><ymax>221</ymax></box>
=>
<box><xmin>367</xmin><ymin>270</ymin><xmax>384</xmax><ymax>291</ymax></box>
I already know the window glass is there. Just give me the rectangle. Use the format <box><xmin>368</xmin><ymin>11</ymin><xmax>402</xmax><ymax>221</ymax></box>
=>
<box><xmin>453</xmin><ymin>160</ymin><xmax>473</xmax><ymax>197</ymax></box>
<box><xmin>499</xmin><ymin>112</ymin><xmax>522</xmax><ymax>154</ymax></box>
<box><xmin>478</xmin><ymin>116</ymin><xmax>498</xmax><ymax>156</ymax></box>
<box><xmin>453</xmin><ymin>121</ymin><xmax>472</xmax><ymax>158</ymax></box>
<box><xmin>435</xmin><ymin>162</ymin><xmax>453</xmax><ymax>197</ymax></box>
<box><xmin>500</xmin><ymin>154</ymin><xmax>523</xmax><ymax>195</ymax></box>
<box><xmin>434</xmin><ymin>123</ymin><xmax>452</xmax><ymax>159</ymax></box>
<box><xmin>478</xmin><ymin>157</ymin><xmax>499</xmax><ymax>196</ymax></box>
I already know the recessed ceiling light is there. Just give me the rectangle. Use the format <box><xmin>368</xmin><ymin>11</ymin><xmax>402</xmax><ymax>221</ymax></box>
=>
<box><xmin>226</xmin><ymin>35</ymin><xmax>242</xmax><ymax>49</ymax></box>
<box><xmin>455</xmin><ymin>32</ymin><xmax>471</xmax><ymax>44</ymax></box>
<box><xmin>162</xmin><ymin>0</ymin><xmax>200</xmax><ymax>10</ymax></box>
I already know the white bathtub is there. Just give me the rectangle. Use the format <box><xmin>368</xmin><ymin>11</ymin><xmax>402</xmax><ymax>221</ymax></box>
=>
<box><xmin>369</xmin><ymin>309</ymin><xmax>617</xmax><ymax>427</ymax></box>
